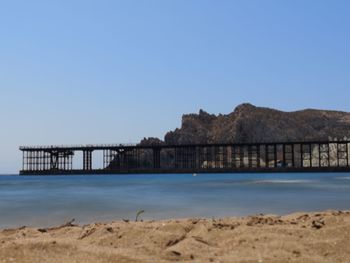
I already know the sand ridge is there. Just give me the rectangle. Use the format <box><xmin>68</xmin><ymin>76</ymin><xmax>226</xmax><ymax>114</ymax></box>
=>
<box><xmin>1</xmin><ymin>210</ymin><xmax>350</xmax><ymax>262</ymax></box>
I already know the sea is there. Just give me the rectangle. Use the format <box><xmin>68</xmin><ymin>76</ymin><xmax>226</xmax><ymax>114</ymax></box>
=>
<box><xmin>0</xmin><ymin>173</ymin><xmax>350</xmax><ymax>228</ymax></box>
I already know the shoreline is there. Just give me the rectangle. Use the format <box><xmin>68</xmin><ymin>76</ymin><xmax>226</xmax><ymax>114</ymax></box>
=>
<box><xmin>1</xmin><ymin>210</ymin><xmax>350</xmax><ymax>262</ymax></box>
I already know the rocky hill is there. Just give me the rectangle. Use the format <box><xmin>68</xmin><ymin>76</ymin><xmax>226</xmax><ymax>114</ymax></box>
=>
<box><xmin>142</xmin><ymin>103</ymin><xmax>350</xmax><ymax>145</ymax></box>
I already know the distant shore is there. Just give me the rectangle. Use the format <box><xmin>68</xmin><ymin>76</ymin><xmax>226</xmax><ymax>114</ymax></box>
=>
<box><xmin>1</xmin><ymin>210</ymin><xmax>349</xmax><ymax>262</ymax></box>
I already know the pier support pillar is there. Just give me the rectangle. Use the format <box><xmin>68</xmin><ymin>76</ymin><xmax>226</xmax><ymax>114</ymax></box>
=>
<box><xmin>153</xmin><ymin>148</ymin><xmax>161</xmax><ymax>169</ymax></box>
<box><xmin>83</xmin><ymin>150</ymin><xmax>93</xmax><ymax>170</ymax></box>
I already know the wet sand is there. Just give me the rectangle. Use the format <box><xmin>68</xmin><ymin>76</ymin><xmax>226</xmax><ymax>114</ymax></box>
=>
<box><xmin>1</xmin><ymin>210</ymin><xmax>350</xmax><ymax>263</ymax></box>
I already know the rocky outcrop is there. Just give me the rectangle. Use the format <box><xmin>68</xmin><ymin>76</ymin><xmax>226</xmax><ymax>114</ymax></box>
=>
<box><xmin>139</xmin><ymin>137</ymin><xmax>164</xmax><ymax>146</ymax></box>
<box><xmin>162</xmin><ymin>103</ymin><xmax>350</xmax><ymax>144</ymax></box>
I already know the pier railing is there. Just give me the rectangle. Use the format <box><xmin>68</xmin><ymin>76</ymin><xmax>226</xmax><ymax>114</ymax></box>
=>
<box><xmin>19</xmin><ymin>143</ymin><xmax>137</xmax><ymax>151</ymax></box>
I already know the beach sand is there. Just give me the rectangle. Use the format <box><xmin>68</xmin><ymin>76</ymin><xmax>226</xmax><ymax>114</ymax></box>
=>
<box><xmin>0</xmin><ymin>210</ymin><xmax>350</xmax><ymax>263</ymax></box>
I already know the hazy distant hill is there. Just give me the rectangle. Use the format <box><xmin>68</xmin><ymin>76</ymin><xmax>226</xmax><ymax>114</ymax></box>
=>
<box><xmin>142</xmin><ymin>103</ymin><xmax>350</xmax><ymax>145</ymax></box>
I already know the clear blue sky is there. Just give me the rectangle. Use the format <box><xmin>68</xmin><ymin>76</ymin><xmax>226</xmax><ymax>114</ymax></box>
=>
<box><xmin>0</xmin><ymin>0</ymin><xmax>349</xmax><ymax>173</ymax></box>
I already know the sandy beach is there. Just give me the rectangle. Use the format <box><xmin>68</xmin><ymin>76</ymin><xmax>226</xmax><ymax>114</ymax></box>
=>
<box><xmin>0</xmin><ymin>210</ymin><xmax>349</xmax><ymax>263</ymax></box>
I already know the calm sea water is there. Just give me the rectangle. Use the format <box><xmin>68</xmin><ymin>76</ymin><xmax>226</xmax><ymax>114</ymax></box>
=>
<box><xmin>0</xmin><ymin>173</ymin><xmax>350</xmax><ymax>228</ymax></box>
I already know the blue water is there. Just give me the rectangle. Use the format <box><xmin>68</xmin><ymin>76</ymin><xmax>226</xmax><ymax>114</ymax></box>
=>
<box><xmin>0</xmin><ymin>173</ymin><xmax>350</xmax><ymax>228</ymax></box>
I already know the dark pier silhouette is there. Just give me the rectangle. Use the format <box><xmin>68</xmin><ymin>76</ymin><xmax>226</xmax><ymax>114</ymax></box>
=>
<box><xmin>19</xmin><ymin>140</ymin><xmax>350</xmax><ymax>175</ymax></box>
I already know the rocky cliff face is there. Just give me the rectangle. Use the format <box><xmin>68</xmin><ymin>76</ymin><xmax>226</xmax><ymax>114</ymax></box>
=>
<box><xmin>161</xmin><ymin>103</ymin><xmax>350</xmax><ymax>144</ymax></box>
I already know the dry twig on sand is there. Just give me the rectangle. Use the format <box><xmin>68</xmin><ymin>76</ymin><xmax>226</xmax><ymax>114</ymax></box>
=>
<box><xmin>37</xmin><ymin>219</ymin><xmax>77</xmax><ymax>233</ymax></box>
